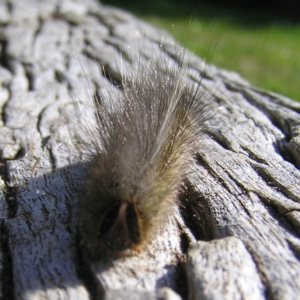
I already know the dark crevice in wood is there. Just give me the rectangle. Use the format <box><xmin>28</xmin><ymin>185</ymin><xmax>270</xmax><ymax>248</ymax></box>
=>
<box><xmin>54</xmin><ymin>70</ymin><xmax>64</xmax><ymax>83</ymax></box>
<box><xmin>269</xmin><ymin>116</ymin><xmax>292</xmax><ymax>141</ymax></box>
<box><xmin>195</xmin><ymin>151</ymin><xmax>215</xmax><ymax>175</ymax></box>
<box><xmin>0</xmin><ymin>164</ymin><xmax>6</xmax><ymax>191</ymax></box>
<box><xmin>252</xmin><ymin>89</ymin><xmax>300</xmax><ymax>114</ymax></box>
<box><xmin>219</xmin><ymin>171</ymin><xmax>256</xmax><ymax>220</ymax></box>
<box><xmin>32</xmin><ymin>18</ymin><xmax>43</xmax><ymax>45</ymax></box>
<box><xmin>174</xmin><ymin>260</ymin><xmax>189</xmax><ymax>300</ymax></box>
<box><xmin>73</xmin><ymin>233</ymin><xmax>99</xmax><ymax>300</ymax></box>
<box><xmin>161</xmin><ymin>45</ymin><xmax>188</xmax><ymax>70</ymax></box>
<box><xmin>6</xmin><ymin>1</ymin><xmax>12</xmax><ymax>15</ymax></box>
<box><xmin>223</xmin><ymin>167</ymin><xmax>248</xmax><ymax>195</ymax></box>
<box><xmin>250</xmin><ymin>163</ymin><xmax>300</xmax><ymax>204</ymax></box>
<box><xmin>195</xmin><ymin>67</ymin><xmax>213</xmax><ymax>82</ymax></box>
<box><xmin>93</xmin><ymin>82</ymin><xmax>102</xmax><ymax>106</ymax></box>
<box><xmin>0</xmin><ymin>39</ymin><xmax>9</xmax><ymax>70</ymax></box>
<box><xmin>256</xmin><ymin>193</ymin><xmax>300</xmax><ymax>238</ymax></box>
<box><xmin>242</xmin><ymin>242</ymin><xmax>269</xmax><ymax>299</ymax></box>
<box><xmin>11</xmin><ymin>147</ymin><xmax>25</xmax><ymax>161</ymax></box>
<box><xmin>286</xmin><ymin>143</ymin><xmax>300</xmax><ymax>170</ymax></box>
<box><xmin>242</xmin><ymin>88</ymin><xmax>297</xmax><ymax>146</ymax></box>
<box><xmin>155</xmin><ymin>264</ymin><xmax>183</xmax><ymax>297</ymax></box>
<box><xmin>56</xmin><ymin>70</ymin><xmax>72</xmax><ymax>99</ymax></box>
<box><xmin>225</xmin><ymin>82</ymin><xmax>292</xmax><ymax>137</ymax></box>
<box><xmin>36</xmin><ymin>107</ymin><xmax>47</xmax><ymax>133</ymax></box>
<box><xmin>235</xmin><ymin>194</ymin><xmax>254</xmax><ymax>220</ymax></box>
<box><xmin>178</xmin><ymin>182</ymin><xmax>215</xmax><ymax>242</ymax></box>
<box><xmin>239</xmin><ymin>146</ymin><xmax>269</xmax><ymax>165</ymax></box>
<box><xmin>207</xmin><ymin>131</ymin><xmax>232</xmax><ymax>151</ymax></box>
<box><xmin>0</xmin><ymin>39</ymin><xmax>12</xmax><ymax>126</ymax></box>
<box><xmin>287</xmin><ymin>240</ymin><xmax>300</xmax><ymax>262</ymax></box>
<box><xmin>0</xmin><ymin>221</ymin><xmax>15</xmax><ymax>300</ymax></box>
<box><xmin>276</xmin><ymin>138</ymin><xmax>299</xmax><ymax>170</ymax></box>
<box><xmin>0</xmin><ymin>142</ymin><xmax>24</xmax><ymax>162</ymax></box>
<box><xmin>23</xmin><ymin>64</ymin><xmax>34</xmax><ymax>91</ymax></box>
<box><xmin>64</xmin><ymin>18</ymin><xmax>80</xmax><ymax>27</ymax></box>
<box><xmin>280</xmin><ymin>213</ymin><xmax>300</xmax><ymax>240</ymax></box>
<box><xmin>104</xmin><ymin>38</ymin><xmax>133</xmax><ymax>63</ymax></box>
<box><xmin>47</xmin><ymin>144</ymin><xmax>56</xmax><ymax>172</ymax></box>
<box><xmin>1</xmin><ymin>107</ymin><xmax>8</xmax><ymax>128</ymax></box>
<box><xmin>53</xmin><ymin>3</ymin><xmax>60</xmax><ymax>18</ymax></box>
<box><xmin>3</xmin><ymin>165</ymin><xmax>18</xmax><ymax>220</ymax></box>
<box><xmin>178</xmin><ymin>227</ymin><xmax>190</xmax><ymax>254</ymax></box>
<box><xmin>83</xmin><ymin>37</ymin><xmax>91</xmax><ymax>48</ymax></box>
<box><xmin>83</xmin><ymin>49</ymin><xmax>122</xmax><ymax>87</ymax></box>
<box><xmin>41</xmin><ymin>136</ymin><xmax>51</xmax><ymax>149</ymax></box>
<box><xmin>36</xmin><ymin>106</ymin><xmax>54</xmax><ymax>168</ymax></box>
<box><xmin>90</xmin><ymin>12</ymin><xmax>114</xmax><ymax>36</ymax></box>
<box><xmin>196</xmin><ymin>152</ymin><xmax>243</xmax><ymax>201</ymax></box>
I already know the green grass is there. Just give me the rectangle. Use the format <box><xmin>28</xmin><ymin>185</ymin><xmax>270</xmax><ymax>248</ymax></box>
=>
<box><xmin>102</xmin><ymin>0</ymin><xmax>300</xmax><ymax>101</ymax></box>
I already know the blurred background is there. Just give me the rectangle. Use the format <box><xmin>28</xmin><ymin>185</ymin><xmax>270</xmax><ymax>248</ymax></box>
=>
<box><xmin>101</xmin><ymin>0</ymin><xmax>300</xmax><ymax>102</ymax></box>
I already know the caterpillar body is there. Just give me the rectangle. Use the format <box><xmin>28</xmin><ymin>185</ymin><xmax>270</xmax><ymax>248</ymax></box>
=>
<box><xmin>69</xmin><ymin>45</ymin><xmax>210</xmax><ymax>259</ymax></box>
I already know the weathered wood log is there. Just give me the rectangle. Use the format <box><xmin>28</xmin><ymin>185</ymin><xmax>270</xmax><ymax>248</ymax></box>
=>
<box><xmin>0</xmin><ymin>0</ymin><xmax>300</xmax><ymax>299</ymax></box>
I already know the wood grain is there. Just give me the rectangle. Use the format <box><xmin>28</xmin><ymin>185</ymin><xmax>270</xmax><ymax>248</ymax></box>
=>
<box><xmin>0</xmin><ymin>0</ymin><xmax>300</xmax><ymax>299</ymax></box>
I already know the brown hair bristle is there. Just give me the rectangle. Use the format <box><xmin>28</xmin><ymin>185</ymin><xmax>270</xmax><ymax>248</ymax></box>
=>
<box><xmin>70</xmin><ymin>45</ymin><xmax>210</xmax><ymax>259</ymax></box>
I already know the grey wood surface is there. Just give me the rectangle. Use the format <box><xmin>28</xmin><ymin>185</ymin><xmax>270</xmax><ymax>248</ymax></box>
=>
<box><xmin>0</xmin><ymin>0</ymin><xmax>300</xmax><ymax>299</ymax></box>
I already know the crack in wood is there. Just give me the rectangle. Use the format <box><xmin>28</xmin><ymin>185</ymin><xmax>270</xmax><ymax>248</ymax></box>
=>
<box><xmin>178</xmin><ymin>181</ymin><xmax>215</xmax><ymax>242</ymax></box>
<box><xmin>0</xmin><ymin>221</ymin><xmax>15</xmax><ymax>300</ymax></box>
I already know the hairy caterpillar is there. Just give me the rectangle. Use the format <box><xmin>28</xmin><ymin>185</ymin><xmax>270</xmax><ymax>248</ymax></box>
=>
<box><xmin>67</xmin><ymin>43</ymin><xmax>212</xmax><ymax>259</ymax></box>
